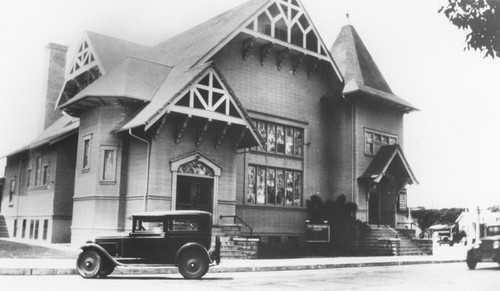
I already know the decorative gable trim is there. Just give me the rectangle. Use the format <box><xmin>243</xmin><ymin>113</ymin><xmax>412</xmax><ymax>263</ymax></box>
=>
<box><xmin>191</xmin><ymin>0</ymin><xmax>342</xmax><ymax>82</ymax></box>
<box><xmin>56</xmin><ymin>32</ymin><xmax>105</xmax><ymax>108</ymax></box>
<box><xmin>168</xmin><ymin>68</ymin><xmax>246</xmax><ymax>126</ymax></box>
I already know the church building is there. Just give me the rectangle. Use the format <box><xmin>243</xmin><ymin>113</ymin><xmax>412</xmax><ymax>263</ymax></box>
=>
<box><xmin>0</xmin><ymin>0</ymin><xmax>417</xmax><ymax>245</ymax></box>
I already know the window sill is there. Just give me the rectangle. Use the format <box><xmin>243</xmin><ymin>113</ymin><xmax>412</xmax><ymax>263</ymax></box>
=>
<box><xmin>81</xmin><ymin>168</ymin><xmax>90</xmax><ymax>174</ymax></box>
<box><xmin>249</xmin><ymin>150</ymin><xmax>304</xmax><ymax>160</ymax></box>
<box><xmin>28</xmin><ymin>185</ymin><xmax>49</xmax><ymax>191</ymax></box>
<box><xmin>99</xmin><ymin>180</ymin><xmax>117</xmax><ymax>185</ymax></box>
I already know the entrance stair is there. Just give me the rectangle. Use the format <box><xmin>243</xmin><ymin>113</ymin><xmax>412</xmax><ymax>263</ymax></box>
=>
<box><xmin>212</xmin><ymin>224</ymin><xmax>255</xmax><ymax>260</ymax></box>
<box><xmin>357</xmin><ymin>225</ymin><xmax>431</xmax><ymax>256</ymax></box>
<box><xmin>0</xmin><ymin>216</ymin><xmax>9</xmax><ymax>238</ymax></box>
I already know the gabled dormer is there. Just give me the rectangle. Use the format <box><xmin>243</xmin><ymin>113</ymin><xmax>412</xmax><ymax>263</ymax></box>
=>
<box><xmin>56</xmin><ymin>33</ymin><xmax>103</xmax><ymax>109</ymax></box>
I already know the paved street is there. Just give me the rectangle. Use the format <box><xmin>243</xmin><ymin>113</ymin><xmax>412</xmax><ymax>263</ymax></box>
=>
<box><xmin>1</xmin><ymin>261</ymin><xmax>498</xmax><ymax>291</ymax></box>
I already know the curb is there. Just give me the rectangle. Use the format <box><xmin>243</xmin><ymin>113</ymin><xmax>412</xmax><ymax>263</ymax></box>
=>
<box><xmin>0</xmin><ymin>258</ymin><xmax>465</xmax><ymax>276</ymax></box>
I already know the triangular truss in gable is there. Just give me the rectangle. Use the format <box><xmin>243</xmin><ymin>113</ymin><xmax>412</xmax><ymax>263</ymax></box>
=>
<box><xmin>56</xmin><ymin>34</ymin><xmax>103</xmax><ymax>108</ymax></box>
<box><xmin>244</xmin><ymin>0</ymin><xmax>328</xmax><ymax>57</ymax></box>
<box><xmin>169</xmin><ymin>69</ymin><xmax>247</xmax><ymax>126</ymax></box>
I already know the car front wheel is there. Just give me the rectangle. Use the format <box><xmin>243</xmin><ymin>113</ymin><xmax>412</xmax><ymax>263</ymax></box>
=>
<box><xmin>76</xmin><ymin>250</ymin><xmax>103</xmax><ymax>278</ymax></box>
<box><xmin>178</xmin><ymin>250</ymin><xmax>209</xmax><ymax>279</ymax></box>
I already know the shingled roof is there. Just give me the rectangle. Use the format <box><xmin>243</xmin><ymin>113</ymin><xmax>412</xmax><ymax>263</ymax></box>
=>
<box><xmin>331</xmin><ymin>25</ymin><xmax>418</xmax><ymax>112</ymax></box>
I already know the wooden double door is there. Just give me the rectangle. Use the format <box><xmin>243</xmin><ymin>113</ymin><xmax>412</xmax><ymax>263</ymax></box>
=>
<box><xmin>176</xmin><ymin>176</ymin><xmax>213</xmax><ymax>213</ymax></box>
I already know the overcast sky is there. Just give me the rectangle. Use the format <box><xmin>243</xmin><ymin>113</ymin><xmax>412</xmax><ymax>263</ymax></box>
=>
<box><xmin>0</xmin><ymin>0</ymin><xmax>499</xmax><ymax>209</ymax></box>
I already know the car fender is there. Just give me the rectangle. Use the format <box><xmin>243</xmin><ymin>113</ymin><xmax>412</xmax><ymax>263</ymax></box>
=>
<box><xmin>80</xmin><ymin>243</ymin><xmax>123</xmax><ymax>266</ymax></box>
<box><xmin>175</xmin><ymin>242</ymin><xmax>211</xmax><ymax>264</ymax></box>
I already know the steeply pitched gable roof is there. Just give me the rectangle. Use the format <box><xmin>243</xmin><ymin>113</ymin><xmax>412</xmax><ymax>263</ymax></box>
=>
<box><xmin>60</xmin><ymin>57</ymin><xmax>173</xmax><ymax>108</ymax></box>
<box><xmin>154</xmin><ymin>0</ymin><xmax>269</xmax><ymax>69</ymax></box>
<box><xmin>331</xmin><ymin>25</ymin><xmax>418</xmax><ymax>112</ymax></box>
<box><xmin>359</xmin><ymin>144</ymin><xmax>418</xmax><ymax>185</ymax></box>
<box><xmin>86</xmin><ymin>31</ymin><xmax>169</xmax><ymax>73</ymax></box>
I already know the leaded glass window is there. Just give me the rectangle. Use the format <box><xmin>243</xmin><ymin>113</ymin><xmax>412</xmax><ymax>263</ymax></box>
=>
<box><xmin>285</xmin><ymin>171</ymin><xmax>294</xmax><ymax>206</ymax></box>
<box><xmin>247</xmin><ymin>165</ymin><xmax>302</xmax><ymax>208</ymax></box>
<box><xmin>364</xmin><ymin>129</ymin><xmax>398</xmax><ymax>156</ymax></box>
<box><xmin>277</xmin><ymin>125</ymin><xmax>285</xmax><ymax>154</ymax></box>
<box><xmin>256</xmin><ymin>167</ymin><xmax>266</xmax><ymax>204</ymax></box>
<box><xmin>285</xmin><ymin>128</ymin><xmax>294</xmax><ymax>155</ymax></box>
<box><xmin>267</xmin><ymin>123</ymin><xmax>276</xmax><ymax>152</ymax></box>
<box><xmin>267</xmin><ymin>168</ymin><xmax>276</xmax><ymax>204</ymax></box>
<box><xmin>178</xmin><ymin>160</ymin><xmax>214</xmax><ymax>176</ymax></box>
<box><xmin>253</xmin><ymin>120</ymin><xmax>303</xmax><ymax>157</ymax></box>
<box><xmin>276</xmin><ymin>169</ymin><xmax>285</xmax><ymax>205</ymax></box>
<box><xmin>247</xmin><ymin>166</ymin><xmax>256</xmax><ymax>203</ymax></box>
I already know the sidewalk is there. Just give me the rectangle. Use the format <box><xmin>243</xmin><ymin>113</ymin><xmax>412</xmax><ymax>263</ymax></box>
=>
<box><xmin>0</xmin><ymin>244</ymin><xmax>467</xmax><ymax>276</ymax></box>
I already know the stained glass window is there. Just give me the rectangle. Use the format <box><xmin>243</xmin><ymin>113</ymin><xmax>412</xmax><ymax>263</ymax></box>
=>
<box><xmin>364</xmin><ymin>130</ymin><xmax>398</xmax><ymax>155</ymax></box>
<box><xmin>285</xmin><ymin>171</ymin><xmax>294</xmax><ymax>206</ymax></box>
<box><xmin>256</xmin><ymin>167</ymin><xmax>266</xmax><ymax>204</ymax></box>
<box><xmin>285</xmin><ymin>128</ymin><xmax>294</xmax><ymax>155</ymax></box>
<box><xmin>247</xmin><ymin>166</ymin><xmax>256</xmax><ymax>203</ymax></box>
<box><xmin>102</xmin><ymin>150</ymin><xmax>115</xmax><ymax>181</ymax></box>
<box><xmin>178</xmin><ymin>160</ymin><xmax>214</xmax><ymax>176</ymax></box>
<box><xmin>294</xmin><ymin>172</ymin><xmax>302</xmax><ymax>206</ymax></box>
<box><xmin>294</xmin><ymin>129</ymin><xmax>303</xmax><ymax>157</ymax></box>
<box><xmin>267</xmin><ymin>123</ymin><xmax>276</xmax><ymax>152</ymax></box>
<box><xmin>276</xmin><ymin>169</ymin><xmax>285</xmax><ymax>205</ymax></box>
<box><xmin>267</xmin><ymin>168</ymin><xmax>276</xmax><ymax>204</ymax></box>
<box><xmin>277</xmin><ymin>125</ymin><xmax>285</xmax><ymax>154</ymax></box>
<box><xmin>247</xmin><ymin>165</ymin><xmax>302</xmax><ymax>208</ymax></box>
<box><xmin>258</xmin><ymin>121</ymin><xmax>267</xmax><ymax>151</ymax></box>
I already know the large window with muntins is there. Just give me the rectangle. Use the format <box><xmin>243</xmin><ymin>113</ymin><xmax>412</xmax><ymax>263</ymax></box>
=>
<box><xmin>253</xmin><ymin>120</ymin><xmax>303</xmax><ymax>157</ymax></box>
<box><xmin>364</xmin><ymin>129</ymin><xmax>398</xmax><ymax>155</ymax></box>
<box><xmin>247</xmin><ymin>165</ymin><xmax>302</xmax><ymax>207</ymax></box>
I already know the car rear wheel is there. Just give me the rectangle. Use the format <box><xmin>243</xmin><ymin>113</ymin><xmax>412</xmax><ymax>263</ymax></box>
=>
<box><xmin>77</xmin><ymin>250</ymin><xmax>103</xmax><ymax>278</ymax></box>
<box><xmin>466</xmin><ymin>257</ymin><xmax>477</xmax><ymax>270</ymax></box>
<box><xmin>178</xmin><ymin>250</ymin><xmax>209</xmax><ymax>279</ymax></box>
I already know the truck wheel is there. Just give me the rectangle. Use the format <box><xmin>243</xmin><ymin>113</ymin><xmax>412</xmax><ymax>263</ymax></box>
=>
<box><xmin>77</xmin><ymin>250</ymin><xmax>103</xmax><ymax>278</ymax></box>
<box><xmin>178</xmin><ymin>250</ymin><xmax>209</xmax><ymax>279</ymax></box>
<box><xmin>466</xmin><ymin>257</ymin><xmax>477</xmax><ymax>270</ymax></box>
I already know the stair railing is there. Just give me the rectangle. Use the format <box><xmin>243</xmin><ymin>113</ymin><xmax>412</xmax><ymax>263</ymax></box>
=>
<box><xmin>219</xmin><ymin>215</ymin><xmax>253</xmax><ymax>237</ymax></box>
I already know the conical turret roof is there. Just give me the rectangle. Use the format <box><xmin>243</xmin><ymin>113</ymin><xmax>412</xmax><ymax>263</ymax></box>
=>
<box><xmin>331</xmin><ymin>25</ymin><xmax>417</xmax><ymax>112</ymax></box>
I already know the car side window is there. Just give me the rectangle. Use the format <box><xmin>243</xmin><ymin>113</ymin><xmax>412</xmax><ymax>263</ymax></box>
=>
<box><xmin>134</xmin><ymin>219</ymin><xmax>164</xmax><ymax>233</ymax></box>
<box><xmin>168</xmin><ymin>218</ymin><xmax>199</xmax><ymax>232</ymax></box>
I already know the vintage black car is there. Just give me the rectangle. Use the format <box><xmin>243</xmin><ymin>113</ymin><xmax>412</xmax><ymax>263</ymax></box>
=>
<box><xmin>466</xmin><ymin>223</ymin><xmax>500</xmax><ymax>269</ymax></box>
<box><xmin>76</xmin><ymin>210</ymin><xmax>220</xmax><ymax>279</ymax></box>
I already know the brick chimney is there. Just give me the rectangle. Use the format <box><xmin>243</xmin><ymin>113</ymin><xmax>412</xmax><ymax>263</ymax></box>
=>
<box><xmin>39</xmin><ymin>43</ymin><xmax>68</xmax><ymax>132</ymax></box>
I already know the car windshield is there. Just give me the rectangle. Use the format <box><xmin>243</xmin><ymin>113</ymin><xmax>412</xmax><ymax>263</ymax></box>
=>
<box><xmin>486</xmin><ymin>225</ymin><xmax>500</xmax><ymax>236</ymax></box>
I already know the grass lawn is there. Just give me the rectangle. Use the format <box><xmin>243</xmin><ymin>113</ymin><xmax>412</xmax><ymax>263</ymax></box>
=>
<box><xmin>0</xmin><ymin>239</ymin><xmax>79</xmax><ymax>259</ymax></box>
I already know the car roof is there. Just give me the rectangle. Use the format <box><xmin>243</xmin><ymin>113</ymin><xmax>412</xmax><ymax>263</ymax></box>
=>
<box><xmin>131</xmin><ymin>210</ymin><xmax>211</xmax><ymax>218</ymax></box>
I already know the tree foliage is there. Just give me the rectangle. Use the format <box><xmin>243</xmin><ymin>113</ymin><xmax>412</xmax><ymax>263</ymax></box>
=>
<box><xmin>411</xmin><ymin>208</ymin><xmax>465</xmax><ymax>230</ymax></box>
<box><xmin>439</xmin><ymin>0</ymin><xmax>500</xmax><ymax>58</ymax></box>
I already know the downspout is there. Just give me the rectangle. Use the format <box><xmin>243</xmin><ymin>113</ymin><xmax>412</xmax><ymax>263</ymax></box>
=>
<box><xmin>128</xmin><ymin>129</ymin><xmax>151</xmax><ymax>212</ymax></box>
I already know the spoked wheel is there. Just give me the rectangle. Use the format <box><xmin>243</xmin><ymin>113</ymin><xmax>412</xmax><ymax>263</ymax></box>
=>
<box><xmin>76</xmin><ymin>250</ymin><xmax>103</xmax><ymax>278</ymax></box>
<box><xmin>178</xmin><ymin>250</ymin><xmax>209</xmax><ymax>279</ymax></box>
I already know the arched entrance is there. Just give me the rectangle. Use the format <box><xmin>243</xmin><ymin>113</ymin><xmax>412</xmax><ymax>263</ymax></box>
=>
<box><xmin>170</xmin><ymin>152</ymin><xmax>221</xmax><ymax>223</ymax></box>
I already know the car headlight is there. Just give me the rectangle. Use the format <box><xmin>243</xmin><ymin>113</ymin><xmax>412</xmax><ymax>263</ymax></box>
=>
<box><xmin>494</xmin><ymin>241</ymin><xmax>500</xmax><ymax>249</ymax></box>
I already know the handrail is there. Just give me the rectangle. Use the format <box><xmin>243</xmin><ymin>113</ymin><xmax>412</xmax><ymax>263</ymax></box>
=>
<box><xmin>397</xmin><ymin>222</ymin><xmax>421</xmax><ymax>231</ymax></box>
<box><xmin>219</xmin><ymin>215</ymin><xmax>253</xmax><ymax>237</ymax></box>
